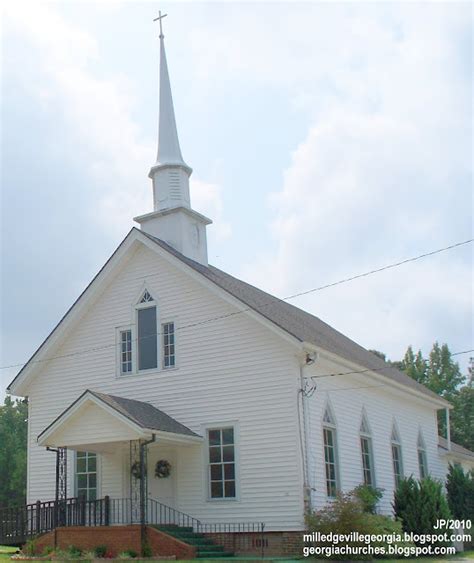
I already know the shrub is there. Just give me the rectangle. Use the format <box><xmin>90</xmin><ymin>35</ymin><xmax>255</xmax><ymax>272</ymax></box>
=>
<box><xmin>142</xmin><ymin>543</ymin><xmax>152</xmax><ymax>557</ymax></box>
<box><xmin>42</xmin><ymin>546</ymin><xmax>55</xmax><ymax>556</ymax></box>
<box><xmin>305</xmin><ymin>488</ymin><xmax>412</xmax><ymax>559</ymax></box>
<box><xmin>120</xmin><ymin>549</ymin><xmax>138</xmax><ymax>558</ymax></box>
<box><xmin>22</xmin><ymin>538</ymin><xmax>38</xmax><ymax>556</ymax></box>
<box><xmin>446</xmin><ymin>464</ymin><xmax>474</xmax><ymax>520</ymax></box>
<box><xmin>393</xmin><ymin>476</ymin><xmax>451</xmax><ymax>547</ymax></box>
<box><xmin>94</xmin><ymin>545</ymin><xmax>108</xmax><ymax>558</ymax></box>
<box><xmin>353</xmin><ymin>484</ymin><xmax>384</xmax><ymax>514</ymax></box>
<box><xmin>67</xmin><ymin>545</ymin><xmax>83</xmax><ymax>558</ymax></box>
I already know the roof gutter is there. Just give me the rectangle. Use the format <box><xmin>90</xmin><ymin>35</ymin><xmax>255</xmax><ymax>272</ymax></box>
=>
<box><xmin>301</xmin><ymin>341</ymin><xmax>451</xmax><ymax>409</ymax></box>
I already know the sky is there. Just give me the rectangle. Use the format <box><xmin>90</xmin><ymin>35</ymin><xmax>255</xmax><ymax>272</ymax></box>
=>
<box><xmin>1</xmin><ymin>1</ymin><xmax>472</xmax><ymax>399</ymax></box>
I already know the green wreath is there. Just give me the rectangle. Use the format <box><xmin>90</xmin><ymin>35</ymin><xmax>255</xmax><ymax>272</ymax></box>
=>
<box><xmin>155</xmin><ymin>459</ymin><xmax>171</xmax><ymax>478</ymax></box>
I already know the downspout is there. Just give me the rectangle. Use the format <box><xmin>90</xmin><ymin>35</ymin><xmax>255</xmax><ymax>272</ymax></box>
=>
<box><xmin>140</xmin><ymin>434</ymin><xmax>156</xmax><ymax>551</ymax></box>
<box><xmin>298</xmin><ymin>364</ymin><xmax>312</xmax><ymax>513</ymax></box>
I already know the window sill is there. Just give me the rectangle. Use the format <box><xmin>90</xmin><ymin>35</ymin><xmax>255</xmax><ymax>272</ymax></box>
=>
<box><xmin>116</xmin><ymin>366</ymin><xmax>179</xmax><ymax>379</ymax></box>
<box><xmin>206</xmin><ymin>497</ymin><xmax>239</xmax><ymax>503</ymax></box>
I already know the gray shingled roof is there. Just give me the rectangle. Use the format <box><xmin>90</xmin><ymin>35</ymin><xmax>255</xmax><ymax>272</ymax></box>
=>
<box><xmin>90</xmin><ymin>390</ymin><xmax>200</xmax><ymax>437</ymax></box>
<box><xmin>143</xmin><ymin>231</ymin><xmax>448</xmax><ymax>405</ymax></box>
<box><xmin>438</xmin><ymin>436</ymin><xmax>474</xmax><ymax>459</ymax></box>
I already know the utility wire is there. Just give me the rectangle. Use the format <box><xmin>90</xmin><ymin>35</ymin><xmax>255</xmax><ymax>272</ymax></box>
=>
<box><xmin>310</xmin><ymin>349</ymin><xmax>474</xmax><ymax>380</ymax></box>
<box><xmin>1</xmin><ymin>239</ymin><xmax>472</xmax><ymax>372</ymax></box>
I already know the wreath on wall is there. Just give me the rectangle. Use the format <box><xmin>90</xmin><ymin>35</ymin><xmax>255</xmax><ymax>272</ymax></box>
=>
<box><xmin>131</xmin><ymin>461</ymin><xmax>143</xmax><ymax>480</ymax></box>
<box><xmin>155</xmin><ymin>459</ymin><xmax>172</xmax><ymax>478</ymax></box>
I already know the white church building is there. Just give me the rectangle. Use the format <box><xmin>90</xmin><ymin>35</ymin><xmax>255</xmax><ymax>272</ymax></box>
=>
<box><xmin>4</xmin><ymin>18</ymin><xmax>473</xmax><ymax>558</ymax></box>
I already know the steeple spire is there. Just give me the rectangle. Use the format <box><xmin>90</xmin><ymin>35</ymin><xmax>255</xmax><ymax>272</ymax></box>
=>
<box><xmin>152</xmin><ymin>13</ymin><xmax>190</xmax><ymax>172</ymax></box>
<box><xmin>134</xmin><ymin>13</ymin><xmax>212</xmax><ymax>266</ymax></box>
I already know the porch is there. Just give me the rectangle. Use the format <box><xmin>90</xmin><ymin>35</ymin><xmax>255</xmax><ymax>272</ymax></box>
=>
<box><xmin>0</xmin><ymin>390</ymin><xmax>275</xmax><ymax>556</ymax></box>
<box><xmin>0</xmin><ymin>495</ymin><xmax>266</xmax><ymax>557</ymax></box>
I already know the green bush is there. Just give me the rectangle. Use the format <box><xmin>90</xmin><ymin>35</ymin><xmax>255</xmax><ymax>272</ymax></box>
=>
<box><xmin>305</xmin><ymin>488</ymin><xmax>412</xmax><ymax>559</ymax></box>
<box><xmin>22</xmin><ymin>538</ymin><xmax>37</xmax><ymax>556</ymax></box>
<box><xmin>42</xmin><ymin>545</ymin><xmax>55</xmax><ymax>556</ymax></box>
<box><xmin>393</xmin><ymin>476</ymin><xmax>451</xmax><ymax>547</ymax></box>
<box><xmin>142</xmin><ymin>543</ymin><xmax>152</xmax><ymax>557</ymax></box>
<box><xmin>66</xmin><ymin>545</ymin><xmax>83</xmax><ymax>558</ymax></box>
<box><xmin>123</xmin><ymin>549</ymin><xmax>138</xmax><ymax>558</ymax></box>
<box><xmin>446</xmin><ymin>463</ymin><xmax>474</xmax><ymax>520</ymax></box>
<box><xmin>353</xmin><ymin>484</ymin><xmax>384</xmax><ymax>514</ymax></box>
<box><xmin>94</xmin><ymin>544</ymin><xmax>108</xmax><ymax>558</ymax></box>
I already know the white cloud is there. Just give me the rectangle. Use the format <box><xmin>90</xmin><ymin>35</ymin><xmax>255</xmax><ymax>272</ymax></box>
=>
<box><xmin>3</xmin><ymin>1</ymin><xmax>230</xmax><ymax>241</ymax></box>
<box><xmin>191</xmin><ymin>179</ymin><xmax>232</xmax><ymax>241</ymax></box>
<box><xmin>240</xmin><ymin>4</ymin><xmax>472</xmax><ymax>363</ymax></box>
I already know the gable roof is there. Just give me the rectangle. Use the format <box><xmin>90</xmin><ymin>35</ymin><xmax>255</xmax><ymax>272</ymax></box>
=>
<box><xmin>37</xmin><ymin>389</ymin><xmax>200</xmax><ymax>446</ymax></box>
<box><xmin>141</xmin><ymin>231</ymin><xmax>448</xmax><ymax>405</ymax></box>
<box><xmin>88</xmin><ymin>391</ymin><xmax>199</xmax><ymax>437</ymax></box>
<box><xmin>7</xmin><ymin>227</ymin><xmax>448</xmax><ymax>406</ymax></box>
<box><xmin>438</xmin><ymin>436</ymin><xmax>474</xmax><ymax>460</ymax></box>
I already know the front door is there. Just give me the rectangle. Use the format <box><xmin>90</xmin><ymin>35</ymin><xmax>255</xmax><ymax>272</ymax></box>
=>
<box><xmin>147</xmin><ymin>447</ymin><xmax>177</xmax><ymax>508</ymax></box>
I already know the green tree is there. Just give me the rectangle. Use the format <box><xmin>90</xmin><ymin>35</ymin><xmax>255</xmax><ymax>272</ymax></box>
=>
<box><xmin>450</xmin><ymin>384</ymin><xmax>474</xmax><ymax>451</ymax></box>
<box><xmin>427</xmin><ymin>342</ymin><xmax>464</xmax><ymax>400</ymax></box>
<box><xmin>0</xmin><ymin>396</ymin><xmax>28</xmax><ymax>507</ymax></box>
<box><xmin>446</xmin><ymin>464</ymin><xmax>474</xmax><ymax>520</ymax></box>
<box><xmin>393</xmin><ymin>476</ymin><xmax>451</xmax><ymax>547</ymax></box>
<box><xmin>400</xmin><ymin>346</ymin><xmax>428</xmax><ymax>385</ymax></box>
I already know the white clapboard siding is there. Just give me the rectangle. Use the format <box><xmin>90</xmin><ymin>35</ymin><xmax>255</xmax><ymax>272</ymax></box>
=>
<box><xmin>304</xmin><ymin>361</ymin><xmax>445</xmax><ymax>514</ymax></box>
<box><xmin>25</xmin><ymin>243</ymin><xmax>304</xmax><ymax>530</ymax></box>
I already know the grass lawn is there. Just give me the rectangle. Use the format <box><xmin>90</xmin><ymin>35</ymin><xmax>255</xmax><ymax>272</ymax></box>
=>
<box><xmin>0</xmin><ymin>549</ymin><xmax>472</xmax><ymax>561</ymax></box>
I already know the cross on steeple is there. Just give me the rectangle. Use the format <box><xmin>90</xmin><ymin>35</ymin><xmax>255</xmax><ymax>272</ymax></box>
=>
<box><xmin>153</xmin><ymin>11</ymin><xmax>167</xmax><ymax>38</ymax></box>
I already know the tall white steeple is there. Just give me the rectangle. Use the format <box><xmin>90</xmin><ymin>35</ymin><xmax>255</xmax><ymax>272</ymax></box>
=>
<box><xmin>134</xmin><ymin>13</ymin><xmax>212</xmax><ymax>265</ymax></box>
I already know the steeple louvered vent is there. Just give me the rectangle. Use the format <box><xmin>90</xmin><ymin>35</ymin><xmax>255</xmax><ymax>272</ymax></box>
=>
<box><xmin>169</xmin><ymin>169</ymin><xmax>181</xmax><ymax>200</ymax></box>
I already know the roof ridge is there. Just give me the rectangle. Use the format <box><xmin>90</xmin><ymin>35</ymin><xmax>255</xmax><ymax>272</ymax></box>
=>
<box><xmin>142</xmin><ymin>231</ymin><xmax>448</xmax><ymax>406</ymax></box>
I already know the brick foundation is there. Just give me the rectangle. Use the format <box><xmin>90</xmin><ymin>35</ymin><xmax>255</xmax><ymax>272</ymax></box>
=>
<box><xmin>32</xmin><ymin>526</ymin><xmax>195</xmax><ymax>559</ymax></box>
<box><xmin>203</xmin><ymin>531</ymin><xmax>304</xmax><ymax>557</ymax></box>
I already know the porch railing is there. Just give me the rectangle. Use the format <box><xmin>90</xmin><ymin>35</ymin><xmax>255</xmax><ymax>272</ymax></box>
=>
<box><xmin>0</xmin><ymin>496</ymin><xmax>265</xmax><ymax>550</ymax></box>
<box><xmin>0</xmin><ymin>497</ymin><xmax>111</xmax><ymax>544</ymax></box>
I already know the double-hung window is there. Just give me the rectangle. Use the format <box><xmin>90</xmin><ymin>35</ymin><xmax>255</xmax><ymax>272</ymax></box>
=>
<box><xmin>208</xmin><ymin>427</ymin><xmax>236</xmax><ymax>499</ymax></box>
<box><xmin>360</xmin><ymin>412</ymin><xmax>375</xmax><ymax>487</ymax></box>
<box><xmin>120</xmin><ymin>329</ymin><xmax>132</xmax><ymax>374</ymax></box>
<box><xmin>322</xmin><ymin>405</ymin><xmax>339</xmax><ymax>498</ymax></box>
<box><xmin>417</xmin><ymin>431</ymin><xmax>428</xmax><ymax>479</ymax></box>
<box><xmin>75</xmin><ymin>451</ymin><xmax>97</xmax><ymax>501</ymax></box>
<box><xmin>391</xmin><ymin>424</ymin><xmax>404</xmax><ymax>486</ymax></box>
<box><xmin>118</xmin><ymin>289</ymin><xmax>177</xmax><ymax>375</ymax></box>
<box><xmin>162</xmin><ymin>322</ymin><xmax>175</xmax><ymax>368</ymax></box>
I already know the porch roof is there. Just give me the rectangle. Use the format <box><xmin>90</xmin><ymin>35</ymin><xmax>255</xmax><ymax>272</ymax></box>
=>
<box><xmin>37</xmin><ymin>389</ymin><xmax>202</xmax><ymax>449</ymax></box>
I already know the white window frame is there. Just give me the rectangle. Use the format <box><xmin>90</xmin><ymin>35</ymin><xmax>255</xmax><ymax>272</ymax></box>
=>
<box><xmin>119</xmin><ymin>328</ymin><xmax>133</xmax><ymax>375</ymax></box>
<box><xmin>162</xmin><ymin>320</ymin><xmax>177</xmax><ymax>369</ymax></box>
<box><xmin>417</xmin><ymin>430</ymin><xmax>429</xmax><ymax>479</ymax></box>
<box><xmin>360</xmin><ymin>411</ymin><xmax>376</xmax><ymax>487</ymax></box>
<box><xmin>74</xmin><ymin>450</ymin><xmax>100</xmax><ymax>501</ymax></box>
<box><xmin>391</xmin><ymin>422</ymin><xmax>404</xmax><ymax>486</ymax></box>
<box><xmin>202</xmin><ymin>421</ymin><xmax>240</xmax><ymax>502</ymax></box>
<box><xmin>322</xmin><ymin>403</ymin><xmax>340</xmax><ymax>499</ymax></box>
<box><xmin>135</xmin><ymin>296</ymin><xmax>159</xmax><ymax>373</ymax></box>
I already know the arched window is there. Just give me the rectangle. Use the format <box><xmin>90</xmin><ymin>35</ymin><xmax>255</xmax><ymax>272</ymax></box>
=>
<box><xmin>322</xmin><ymin>403</ymin><xmax>339</xmax><ymax>498</ymax></box>
<box><xmin>391</xmin><ymin>422</ymin><xmax>404</xmax><ymax>486</ymax></box>
<box><xmin>360</xmin><ymin>411</ymin><xmax>375</xmax><ymax>487</ymax></box>
<box><xmin>417</xmin><ymin>431</ymin><xmax>428</xmax><ymax>479</ymax></box>
<box><xmin>117</xmin><ymin>288</ymin><xmax>176</xmax><ymax>375</ymax></box>
<box><xmin>136</xmin><ymin>290</ymin><xmax>158</xmax><ymax>371</ymax></box>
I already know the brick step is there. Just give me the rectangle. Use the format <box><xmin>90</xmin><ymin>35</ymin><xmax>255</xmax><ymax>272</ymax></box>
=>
<box><xmin>152</xmin><ymin>523</ymin><xmax>232</xmax><ymax>557</ymax></box>
<box><xmin>196</xmin><ymin>545</ymin><xmax>225</xmax><ymax>552</ymax></box>
<box><xmin>196</xmin><ymin>551</ymin><xmax>234</xmax><ymax>558</ymax></box>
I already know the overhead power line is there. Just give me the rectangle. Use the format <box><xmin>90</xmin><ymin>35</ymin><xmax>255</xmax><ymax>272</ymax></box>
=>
<box><xmin>0</xmin><ymin>238</ymin><xmax>472</xmax><ymax>372</ymax></box>
<box><xmin>310</xmin><ymin>348</ymin><xmax>474</xmax><ymax>380</ymax></box>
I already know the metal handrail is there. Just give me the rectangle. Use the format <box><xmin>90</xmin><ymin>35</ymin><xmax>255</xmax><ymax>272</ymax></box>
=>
<box><xmin>0</xmin><ymin>495</ymin><xmax>266</xmax><ymax>548</ymax></box>
<box><xmin>147</xmin><ymin>498</ymin><xmax>201</xmax><ymax>529</ymax></box>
